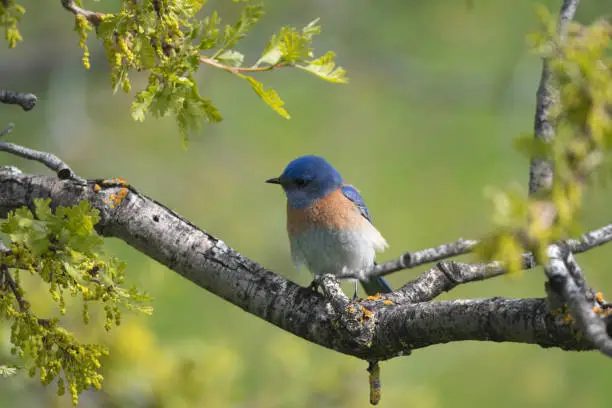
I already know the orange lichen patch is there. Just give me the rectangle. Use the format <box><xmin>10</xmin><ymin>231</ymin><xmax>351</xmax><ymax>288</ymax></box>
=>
<box><xmin>93</xmin><ymin>184</ymin><xmax>101</xmax><ymax>192</ymax></box>
<box><xmin>383</xmin><ymin>299</ymin><xmax>393</xmax><ymax>305</ymax></box>
<box><xmin>346</xmin><ymin>305</ymin><xmax>356</xmax><ymax>314</ymax></box>
<box><xmin>116</xmin><ymin>187</ymin><xmax>128</xmax><ymax>202</ymax></box>
<box><xmin>104</xmin><ymin>193</ymin><xmax>116</xmax><ymax>204</ymax></box>
<box><xmin>367</xmin><ymin>294</ymin><xmax>382</xmax><ymax>301</ymax></box>
<box><xmin>595</xmin><ymin>292</ymin><xmax>605</xmax><ymax>303</ymax></box>
<box><xmin>110</xmin><ymin>177</ymin><xmax>127</xmax><ymax>185</ymax></box>
<box><xmin>101</xmin><ymin>177</ymin><xmax>128</xmax><ymax>187</ymax></box>
<box><xmin>103</xmin><ymin>188</ymin><xmax>129</xmax><ymax>209</ymax></box>
<box><xmin>360</xmin><ymin>305</ymin><xmax>373</xmax><ymax>321</ymax></box>
<box><xmin>592</xmin><ymin>305</ymin><xmax>612</xmax><ymax>317</ymax></box>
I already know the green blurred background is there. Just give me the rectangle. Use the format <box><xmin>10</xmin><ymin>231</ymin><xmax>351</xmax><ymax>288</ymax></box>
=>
<box><xmin>2</xmin><ymin>0</ymin><xmax>612</xmax><ymax>407</ymax></box>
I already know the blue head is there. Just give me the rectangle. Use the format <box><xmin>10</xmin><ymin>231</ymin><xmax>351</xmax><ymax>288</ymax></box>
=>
<box><xmin>266</xmin><ymin>155</ymin><xmax>343</xmax><ymax>209</ymax></box>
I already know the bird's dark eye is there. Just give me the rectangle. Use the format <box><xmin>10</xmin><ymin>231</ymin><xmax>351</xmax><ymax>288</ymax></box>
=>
<box><xmin>294</xmin><ymin>178</ymin><xmax>309</xmax><ymax>188</ymax></box>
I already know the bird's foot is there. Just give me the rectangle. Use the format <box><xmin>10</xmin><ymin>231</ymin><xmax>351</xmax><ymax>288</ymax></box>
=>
<box><xmin>351</xmin><ymin>280</ymin><xmax>359</xmax><ymax>301</ymax></box>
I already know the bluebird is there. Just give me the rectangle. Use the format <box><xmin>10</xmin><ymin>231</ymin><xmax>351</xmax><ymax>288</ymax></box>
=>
<box><xmin>266</xmin><ymin>155</ymin><xmax>392</xmax><ymax>298</ymax></box>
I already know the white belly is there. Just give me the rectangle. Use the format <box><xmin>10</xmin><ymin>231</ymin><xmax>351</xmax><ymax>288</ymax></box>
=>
<box><xmin>289</xmin><ymin>224</ymin><xmax>388</xmax><ymax>278</ymax></box>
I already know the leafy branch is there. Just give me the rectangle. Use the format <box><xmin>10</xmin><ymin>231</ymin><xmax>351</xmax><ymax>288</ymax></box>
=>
<box><xmin>0</xmin><ymin>0</ymin><xmax>348</xmax><ymax>143</ymax></box>
<box><xmin>0</xmin><ymin>199</ymin><xmax>151</xmax><ymax>405</ymax></box>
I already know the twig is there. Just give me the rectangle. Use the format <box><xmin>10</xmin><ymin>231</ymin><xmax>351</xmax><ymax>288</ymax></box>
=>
<box><xmin>0</xmin><ymin>123</ymin><xmax>14</xmax><ymax>137</ymax></box>
<box><xmin>367</xmin><ymin>361</ymin><xmax>381</xmax><ymax>405</ymax></box>
<box><xmin>199</xmin><ymin>57</ymin><xmax>288</xmax><ymax>74</ymax></box>
<box><xmin>347</xmin><ymin>221</ymin><xmax>612</xmax><ymax>283</ymax></box>
<box><xmin>566</xmin><ymin>223</ymin><xmax>612</xmax><ymax>253</ymax></box>
<box><xmin>368</xmin><ymin>238</ymin><xmax>478</xmax><ymax>279</ymax></box>
<box><xmin>1</xmin><ymin>265</ymin><xmax>28</xmax><ymax>312</ymax></box>
<box><xmin>0</xmin><ymin>90</ymin><xmax>37</xmax><ymax>111</ymax></box>
<box><xmin>394</xmin><ymin>222</ymin><xmax>612</xmax><ymax>303</ymax></box>
<box><xmin>60</xmin><ymin>0</ymin><xmax>104</xmax><ymax>27</ymax></box>
<box><xmin>0</xmin><ymin>138</ymin><xmax>86</xmax><ymax>184</ymax></box>
<box><xmin>557</xmin><ymin>0</ymin><xmax>581</xmax><ymax>41</ymax></box>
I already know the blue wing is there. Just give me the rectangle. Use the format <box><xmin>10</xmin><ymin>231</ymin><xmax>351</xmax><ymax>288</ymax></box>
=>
<box><xmin>341</xmin><ymin>185</ymin><xmax>392</xmax><ymax>295</ymax></box>
<box><xmin>341</xmin><ymin>185</ymin><xmax>373</xmax><ymax>224</ymax></box>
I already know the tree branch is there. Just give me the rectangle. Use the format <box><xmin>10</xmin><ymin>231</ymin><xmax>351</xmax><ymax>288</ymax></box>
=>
<box><xmin>522</xmin><ymin>0</ymin><xmax>612</xmax><ymax>357</ymax></box>
<box><xmin>0</xmin><ymin>131</ymin><xmax>86</xmax><ymax>184</ymax></box>
<box><xmin>1</xmin><ymin>264</ymin><xmax>28</xmax><ymax>312</ymax></box>
<box><xmin>0</xmin><ymin>90</ymin><xmax>37</xmax><ymax>111</ymax></box>
<box><xmin>60</xmin><ymin>0</ymin><xmax>104</xmax><ymax>27</ymax></box>
<box><xmin>529</xmin><ymin>0</ymin><xmax>580</xmax><ymax>194</ymax></box>
<box><xmin>545</xmin><ymin>245</ymin><xmax>612</xmax><ymax>357</ymax></box>
<box><xmin>374</xmin><ymin>297</ymin><xmax>592</xmax><ymax>354</ymax></box>
<box><xmin>368</xmin><ymin>238</ymin><xmax>478</xmax><ymax>278</ymax></box>
<box><xmin>342</xmin><ymin>220</ymin><xmax>612</xmax><ymax>300</ymax></box>
<box><xmin>0</xmin><ymin>171</ymin><xmax>602</xmax><ymax>359</ymax></box>
<box><xmin>566</xmin><ymin>224</ymin><xmax>612</xmax><ymax>253</ymax></box>
<box><xmin>0</xmin><ymin>123</ymin><xmax>14</xmax><ymax>138</ymax></box>
<box><xmin>389</xmin><ymin>222</ymin><xmax>612</xmax><ymax>303</ymax></box>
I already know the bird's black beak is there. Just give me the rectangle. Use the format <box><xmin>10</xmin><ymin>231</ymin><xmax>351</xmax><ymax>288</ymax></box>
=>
<box><xmin>265</xmin><ymin>177</ymin><xmax>281</xmax><ymax>185</ymax></box>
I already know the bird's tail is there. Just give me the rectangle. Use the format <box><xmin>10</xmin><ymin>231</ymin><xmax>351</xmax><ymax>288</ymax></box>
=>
<box><xmin>360</xmin><ymin>276</ymin><xmax>393</xmax><ymax>296</ymax></box>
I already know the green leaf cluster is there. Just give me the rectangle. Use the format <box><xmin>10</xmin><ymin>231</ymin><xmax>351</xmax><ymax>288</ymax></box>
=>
<box><xmin>231</xmin><ymin>18</ymin><xmax>347</xmax><ymax>120</ymax></box>
<box><xmin>0</xmin><ymin>199</ymin><xmax>151</xmax><ymax>405</ymax></box>
<box><xmin>3</xmin><ymin>1</ymin><xmax>348</xmax><ymax>143</ymax></box>
<box><xmin>478</xmin><ymin>9</ymin><xmax>612</xmax><ymax>273</ymax></box>
<box><xmin>59</xmin><ymin>0</ymin><xmax>347</xmax><ymax>144</ymax></box>
<box><xmin>0</xmin><ymin>0</ymin><xmax>25</xmax><ymax>48</ymax></box>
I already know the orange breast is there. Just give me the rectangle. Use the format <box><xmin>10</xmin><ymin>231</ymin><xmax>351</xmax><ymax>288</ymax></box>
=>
<box><xmin>287</xmin><ymin>188</ymin><xmax>360</xmax><ymax>234</ymax></box>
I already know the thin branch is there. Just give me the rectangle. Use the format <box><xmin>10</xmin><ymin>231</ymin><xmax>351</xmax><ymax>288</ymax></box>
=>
<box><xmin>557</xmin><ymin>0</ymin><xmax>581</xmax><ymax>41</ymax></box>
<box><xmin>346</xmin><ymin>221</ymin><xmax>612</xmax><ymax>284</ymax></box>
<box><xmin>545</xmin><ymin>245</ymin><xmax>612</xmax><ymax>357</ymax></box>
<box><xmin>0</xmin><ymin>90</ymin><xmax>37</xmax><ymax>111</ymax></box>
<box><xmin>0</xmin><ymin>136</ymin><xmax>86</xmax><ymax>184</ymax></box>
<box><xmin>199</xmin><ymin>57</ymin><xmax>288</xmax><ymax>74</ymax></box>
<box><xmin>60</xmin><ymin>0</ymin><xmax>105</xmax><ymax>27</ymax></box>
<box><xmin>1</xmin><ymin>265</ymin><xmax>28</xmax><ymax>312</ymax></box>
<box><xmin>368</xmin><ymin>238</ymin><xmax>478</xmax><ymax>278</ymax></box>
<box><xmin>392</xmin><ymin>222</ymin><xmax>612</xmax><ymax>303</ymax></box>
<box><xmin>0</xmin><ymin>123</ymin><xmax>14</xmax><ymax>138</ymax></box>
<box><xmin>566</xmin><ymin>223</ymin><xmax>612</xmax><ymax>253</ymax></box>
